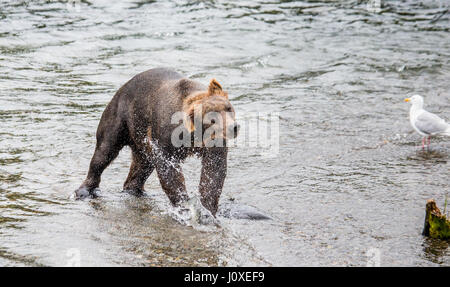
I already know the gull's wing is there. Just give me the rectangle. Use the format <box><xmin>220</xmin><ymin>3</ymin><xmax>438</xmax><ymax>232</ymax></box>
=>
<box><xmin>414</xmin><ymin>111</ymin><xmax>449</xmax><ymax>135</ymax></box>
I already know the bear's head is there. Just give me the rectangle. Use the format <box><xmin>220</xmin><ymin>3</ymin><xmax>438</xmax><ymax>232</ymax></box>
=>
<box><xmin>183</xmin><ymin>79</ymin><xmax>239</xmax><ymax>145</ymax></box>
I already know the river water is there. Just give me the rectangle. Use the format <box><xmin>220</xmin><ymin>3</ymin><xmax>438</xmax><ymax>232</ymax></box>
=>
<box><xmin>0</xmin><ymin>0</ymin><xmax>449</xmax><ymax>266</ymax></box>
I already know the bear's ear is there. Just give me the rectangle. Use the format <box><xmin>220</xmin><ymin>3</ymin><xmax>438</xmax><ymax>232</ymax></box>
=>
<box><xmin>208</xmin><ymin>79</ymin><xmax>223</xmax><ymax>96</ymax></box>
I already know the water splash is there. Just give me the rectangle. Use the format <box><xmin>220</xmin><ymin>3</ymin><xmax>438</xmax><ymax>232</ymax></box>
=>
<box><xmin>167</xmin><ymin>196</ymin><xmax>221</xmax><ymax>229</ymax></box>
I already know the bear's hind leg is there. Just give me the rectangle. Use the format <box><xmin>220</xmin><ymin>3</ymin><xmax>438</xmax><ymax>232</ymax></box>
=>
<box><xmin>75</xmin><ymin>142</ymin><xmax>123</xmax><ymax>199</ymax></box>
<box><xmin>123</xmin><ymin>149</ymin><xmax>155</xmax><ymax>196</ymax></box>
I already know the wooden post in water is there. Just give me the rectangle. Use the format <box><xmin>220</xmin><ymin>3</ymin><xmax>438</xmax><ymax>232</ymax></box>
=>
<box><xmin>422</xmin><ymin>199</ymin><xmax>450</xmax><ymax>240</ymax></box>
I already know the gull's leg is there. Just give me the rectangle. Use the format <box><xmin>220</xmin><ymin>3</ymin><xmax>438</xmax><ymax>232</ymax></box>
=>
<box><xmin>422</xmin><ymin>137</ymin><xmax>425</xmax><ymax>150</ymax></box>
<box><xmin>427</xmin><ymin>136</ymin><xmax>431</xmax><ymax>149</ymax></box>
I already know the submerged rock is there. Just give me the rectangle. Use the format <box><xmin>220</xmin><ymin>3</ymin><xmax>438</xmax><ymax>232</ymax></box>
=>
<box><xmin>218</xmin><ymin>201</ymin><xmax>271</xmax><ymax>220</ymax></box>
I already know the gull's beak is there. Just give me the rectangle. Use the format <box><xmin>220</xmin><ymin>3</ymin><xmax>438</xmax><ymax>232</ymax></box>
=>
<box><xmin>404</xmin><ymin>98</ymin><xmax>411</xmax><ymax>102</ymax></box>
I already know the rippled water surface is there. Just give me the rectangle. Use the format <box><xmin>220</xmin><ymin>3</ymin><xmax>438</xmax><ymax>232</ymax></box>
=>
<box><xmin>0</xmin><ymin>0</ymin><xmax>449</xmax><ymax>266</ymax></box>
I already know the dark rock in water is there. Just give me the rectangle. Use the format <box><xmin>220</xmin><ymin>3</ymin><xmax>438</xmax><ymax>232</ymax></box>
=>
<box><xmin>218</xmin><ymin>201</ymin><xmax>271</xmax><ymax>220</ymax></box>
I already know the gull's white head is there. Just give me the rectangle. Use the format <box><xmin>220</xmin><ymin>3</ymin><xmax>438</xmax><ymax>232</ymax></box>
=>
<box><xmin>404</xmin><ymin>94</ymin><xmax>424</xmax><ymax>108</ymax></box>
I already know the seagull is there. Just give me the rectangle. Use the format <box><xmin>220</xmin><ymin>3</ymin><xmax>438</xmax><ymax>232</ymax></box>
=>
<box><xmin>404</xmin><ymin>95</ymin><xmax>450</xmax><ymax>149</ymax></box>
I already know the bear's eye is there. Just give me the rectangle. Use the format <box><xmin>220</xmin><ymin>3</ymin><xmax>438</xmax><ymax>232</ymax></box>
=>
<box><xmin>227</xmin><ymin>107</ymin><xmax>232</xmax><ymax>112</ymax></box>
<box><xmin>211</xmin><ymin>119</ymin><xmax>216</xmax><ymax>124</ymax></box>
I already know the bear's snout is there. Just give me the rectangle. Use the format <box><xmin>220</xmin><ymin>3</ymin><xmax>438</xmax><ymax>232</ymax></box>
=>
<box><xmin>226</xmin><ymin>122</ymin><xmax>239</xmax><ymax>139</ymax></box>
<box><xmin>232</xmin><ymin>122</ymin><xmax>240</xmax><ymax>137</ymax></box>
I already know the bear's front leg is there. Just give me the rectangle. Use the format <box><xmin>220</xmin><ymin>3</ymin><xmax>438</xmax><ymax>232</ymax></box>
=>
<box><xmin>155</xmin><ymin>158</ymin><xmax>189</xmax><ymax>206</ymax></box>
<box><xmin>199</xmin><ymin>147</ymin><xmax>228</xmax><ymax>216</ymax></box>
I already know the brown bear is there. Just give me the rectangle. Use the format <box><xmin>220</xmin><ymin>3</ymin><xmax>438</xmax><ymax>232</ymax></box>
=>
<box><xmin>75</xmin><ymin>68</ymin><xmax>239</xmax><ymax>216</ymax></box>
